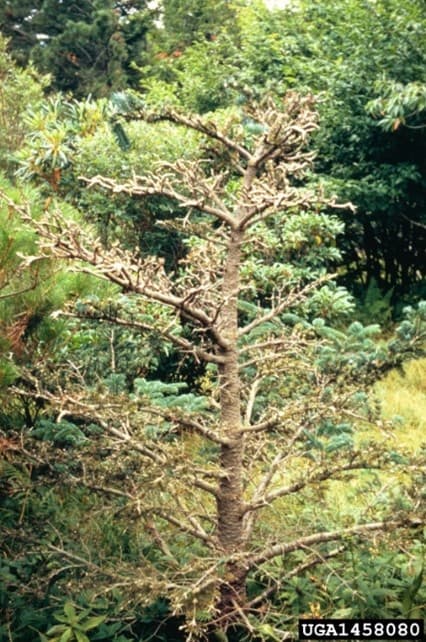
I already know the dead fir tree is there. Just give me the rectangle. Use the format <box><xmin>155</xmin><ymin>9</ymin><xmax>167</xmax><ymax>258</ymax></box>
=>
<box><xmin>3</xmin><ymin>93</ymin><xmax>423</xmax><ymax>640</ymax></box>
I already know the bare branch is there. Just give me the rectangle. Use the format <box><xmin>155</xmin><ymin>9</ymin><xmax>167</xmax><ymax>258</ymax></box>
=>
<box><xmin>247</xmin><ymin>545</ymin><xmax>346</xmax><ymax>609</ymax></box>
<box><xmin>76</xmin><ymin>481</ymin><xmax>136</xmax><ymax>501</ymax></box>
<box><xmin>11</xmin><ymin>381</ymin><xmax>168</xmax><ymax>466</ymax></box>
<box><xmin>246</xmin><ymin>460</ymin><xmax>379</xmax><ymax>513</ymax></box>
<box><xmin>244</xmin><ymin>379</ymin><xmax>260</xmax><ymax>425</ymax></box>
<box><xmin>401</xmin><ymin>213</ymin><xmax>426</xmax><ymax>229</ymax></box>
<box><xmin>81</xmin><ymin>173</ymin><xmax>237</xmax><ymax>228</ymax></box>
<box><xmin>145</xmin><ymin>519</ymin><xmax>178</xmax><ymax>563</ymax></box>
<box><xmin>239</xmin><ymin>274</ymin><xmax>335</xmax><ymax>338</ymax></box>
<box><xmin>144</xmin><ymin>407</ymin><xmax>230</xmax><ymax>448</ymax></box>
<box><xmin>249</xmin><ymin>518</ymin><xmax>423</xmax><ymax>568</ymax></box>
<box><xmin>242</xmin><ymin>424</ymin><xmax>306</xmax><ymax>540</ymax></box>
<box><xmin>193</xmin><ymin>478</ymin><xmax>220</xmax><ymax>497</ymax></box>
<box><xmin>238</xmin><ymin>185</ymin><xmax>316</xmax><ymax>230</ymax></box>
<box><xmin>240</xmin><ymin>417</ymin><xmax>280</xmax><ymax>434</ymax></box>
<box><xmin>175</xmin><ymin>494</ymin><xmax>213</xmax><ymax>543</ymax></box>
<box><xmin>140</xmin><ymin>108</ymin><xmax>252</xmax><ymax>161</ymax></box>
<box><xmin>0</xmin><ymin>279</ymin><xmax>39</xmax><ymax>300</ymax></box>
<box><xmin>46</xmin><ymin>544</ymin><xmax>114</xmax><ymax>577</ymax></box>
<box><xmin>0</xmin><ymin>193</ymin><xmax>231</xmax><ymax>350</ymax></box>
<box><xmin>153</xmin><ymin>509</ymin><xmax>217</xmax><ymax>547</ymax></box>
<box><xmin>61</xmin><ymin>309</ymin><xmax>225</xmax><ymax>365</ymax></box>
<box><xmin>239</xmin><ymin>336</ymin><xmax>308</xmax><ymax>356</ymax></box>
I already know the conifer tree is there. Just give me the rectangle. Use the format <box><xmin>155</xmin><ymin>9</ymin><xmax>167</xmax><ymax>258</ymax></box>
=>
<box><xmin>0</xmin><ymin>0</ymin><xmax>151</xmax><ymax>97</ymax></box>
<box><xmin>1</xmin><ymin>94</ymin><xmax>424</xmax><ymax>640</ymax></box>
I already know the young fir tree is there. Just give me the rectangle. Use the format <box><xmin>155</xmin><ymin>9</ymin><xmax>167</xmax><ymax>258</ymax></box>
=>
<box><xmin>2</xmin><ymin>94</ymin><xmax>424</xmax><ymax>640</ymax></box>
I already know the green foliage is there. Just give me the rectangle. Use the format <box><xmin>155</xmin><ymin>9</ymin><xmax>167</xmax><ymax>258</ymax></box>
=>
<box><xmin>0</xmin><ymin>178</ymin><xmax>54</xmax><ymax>360</ymax></box>
<box><xmin>0</xmin><ymin>34</ymin><xmax>48</xmax><ymax>174</ymax></box>
<box><xmin>16</xmin><ymin>93</ymin><xmax>202</xmax><ymax>261</ymax></box>
<box><xmin>151</xmin><ymin>0</ymin><xmax>237</xmax><ymax>52</ymax></box>
<box><xmin>271</xmin><ymin>541</ymin><xmax>425</xmax><ymax>622</ymax></box>
<box><xmin>367</xmin><ymin>80</ymin><xmax>426</xmax><ymax>131</ymax></box>
<box><xmin>142</xmin><ymin>36</ymin><xmax>238</xmax><ymax>114</ymax></box>
<box><xmin>0</xmin><ymin>176</ymin><xmax>102</xmax><ymax>436</ymax></box>
<box><xmin>141</xmin><ymin>0</ymin><xmax>426</xmax><ymax>297</ymax></box>
<box><xmin>332</xmin><ymin>545</ymin><xmax>426</xmax><ymax>619</ymax></box>
<box><xmin>241</xmin><ymin>208</ymin><xmax>346</xmax><ymax>315</ymax></box>
<box><xmin>16</xmin><ymin>96</ymin><xmax>111</xmax><ymax>189</ymax></box>
<box><xmin>286</xmin><ymin>0</ymin><xmax>426</xmax><ymax>296</ymax></box>
<box><xmin>41</xmin><ymin>602</ymin><xmax>106</xmax><ymax>642</ymax></box>
<box><xmin>314</xmin><ymin>302</ymin><xmax>425</xmax><ymax>381</ymax></box>
<box><xmin>306</xmin><ymin>285</ymin><xmax>355</xmax><ymax>323</ymax></box>
<box><xmin>0</xmin><ymin>0</ymin><xmax>153</xmax><ymax>97</ymax></box>
<box><xmin>134</xmin><ymin>378</ymin><xmax>209</xmax><ymax>412</ymax></box>
<box><xmin>389</xmin><ymin>302</ymin><xmax>426</xmax><ymax>357</ymax></box>
<box><xmin>65</xmin><ymin>293</ymin><xmax>182</xmax><ymax>386</ymax></box>
<box><xmin>356</xmin><ymin>278</ymin><xmax>394</xmax><ymax>327</ymax></box>
<box><xmin>31</xmin><ymin>419</ymin><xmax>88</xmax><ymax>448</ymax></box>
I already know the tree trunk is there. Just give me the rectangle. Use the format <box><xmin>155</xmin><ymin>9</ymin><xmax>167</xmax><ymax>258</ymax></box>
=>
<box><xmin>216</xmin><ymin>228</ymin><xmax>247</xmax><ymax>614</ymax></box>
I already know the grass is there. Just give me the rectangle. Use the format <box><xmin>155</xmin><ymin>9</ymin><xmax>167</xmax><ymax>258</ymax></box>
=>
<box><xmin>374</xmin><ymin>357</ymin><xmax>426</xmax><ymax>453</ymax></box>
<box><xmin>318</xmin><ymin>358</ymin><xmax>426</xmax><ymax>523</ymax></box>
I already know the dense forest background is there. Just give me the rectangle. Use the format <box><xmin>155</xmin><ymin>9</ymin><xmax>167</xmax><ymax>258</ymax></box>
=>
<box><xmin>0</xmin><ymin>1</ymin><xmax>425</xmax><ymax>640</ymax></box>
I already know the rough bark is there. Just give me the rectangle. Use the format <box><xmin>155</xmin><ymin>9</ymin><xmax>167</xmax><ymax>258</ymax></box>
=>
<box><xmin>215</xmin><ymin>228</ymin><xmax>247</xmax><ymax>612</ymax></box>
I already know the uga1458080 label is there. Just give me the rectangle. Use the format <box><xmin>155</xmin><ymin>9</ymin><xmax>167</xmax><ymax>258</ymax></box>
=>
<box><xmin>298</xmin><ymin>619</ymin><xmax>424</xmax><ymax>640</ymax></box>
